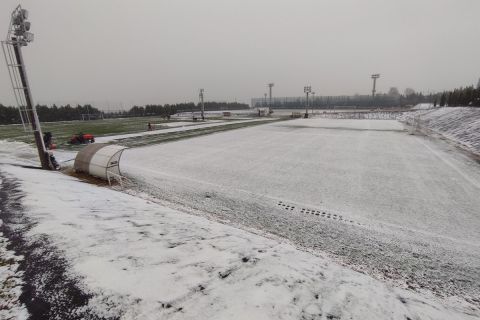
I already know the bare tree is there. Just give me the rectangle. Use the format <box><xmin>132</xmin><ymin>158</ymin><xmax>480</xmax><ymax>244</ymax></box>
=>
<box><xmin>388</xmin><ymin>87</ymin><xmax>400</xmax><ymax>97</ymax></box>
<box><xmin>404</xmin><ymin>88</ymin><xmax>416</xmax><ymax>96</ymax></box>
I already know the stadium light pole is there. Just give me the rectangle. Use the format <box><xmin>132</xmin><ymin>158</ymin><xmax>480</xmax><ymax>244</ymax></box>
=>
<box><xmin>2</xmin><ymin>6</ymin><xmax>52</xmax><ymax>169</ymax></box>
<box><xmin>371</xmin><ymin>74</ymin><xmax>380</xmax><ymax>98</ymax></box>
<box><xmin>304</xmin><ymin>86</ymin><xmax>311</xmax><ymax>117</ymax></box>
<box><xmin>311</xmin><ymin>91</ymin><xmax>315</xmax><ymax>115</ymax></box>
<box><xmin>268</xmin><ymin>83</ymin><xmax>274</xmax><ymax>114</ymax></box>
<box><xmin>199</xmin><ymin>88</ymin><xmax>205</xmax><ymax>120</ymax></box>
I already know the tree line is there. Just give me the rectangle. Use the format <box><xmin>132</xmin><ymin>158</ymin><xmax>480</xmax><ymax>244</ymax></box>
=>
<box><xmin>254</xmin><ymin>90</ymin><xmax>435</xmax><ymax>109</ymax></box>
<box><xmin>0</xmin><ymin>101</ymin><xmax>249</xmax><ymax>125</ymax></box>
<box><xmin>436</xmin><ymin>86</ymin><xmax>480</xmax><ymax>107</ymax></box>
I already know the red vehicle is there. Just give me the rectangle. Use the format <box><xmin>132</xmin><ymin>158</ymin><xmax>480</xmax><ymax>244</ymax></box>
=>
<box><xmin>69</xmin><ymin>133</ymin><xmax>95</xmax><ymax>145</ymax></box>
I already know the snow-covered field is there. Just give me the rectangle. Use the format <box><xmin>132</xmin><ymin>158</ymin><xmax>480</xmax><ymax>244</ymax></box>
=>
<box><xmin>0</xmin><ymin>159</ymin><xmax>477</xmax><ymax>319</ymax></box>
<box><xmin>122</xmin><ymin>118</ymin><xmax>480</xmax><ymax>243</ymax></box>
<box><xmin>1</xmin><ymin>114</ymin><xmax>479</xmax><ymax>319</ymax></box>
<box><xmin>121</xmin><ymin>118</ymin><xmax>480</xmax><ymax>307</ymax></box>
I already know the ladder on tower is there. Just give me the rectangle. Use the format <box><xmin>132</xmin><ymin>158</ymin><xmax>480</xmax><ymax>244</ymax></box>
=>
<box><xmin>1</xmin><ymin>39</ymin><xmax>33</xmax><ymax>132</ymax></box>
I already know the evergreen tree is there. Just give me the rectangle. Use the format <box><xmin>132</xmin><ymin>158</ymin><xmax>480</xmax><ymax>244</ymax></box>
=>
<box><xmin>440</xmin><ymin>93</ymin><xmax>447</xmax><ymax>106</ymax></box>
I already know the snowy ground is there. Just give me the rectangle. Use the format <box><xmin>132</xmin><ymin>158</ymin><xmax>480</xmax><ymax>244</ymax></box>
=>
<box><xmin>0</xmin><ymin>229</ymin><xmax>28</xmax><ymax>320</ymax></box>
<box><xmin>0</xmin><ymin>159</ymin><xmax>477</xmax><ymax>319</ymax></box>
<box><xmin>121</xmin><ymin>118</ymin><xmax>480</xmax><ymax>306</ymax></box>
<box><xmin>0</xmin><ymin>115</ymin><xmax>479</xmax><ymax>319</ymax></box>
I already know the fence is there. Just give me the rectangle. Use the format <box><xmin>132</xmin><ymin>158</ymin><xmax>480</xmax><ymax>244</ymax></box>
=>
<box><xmin>314</xmin><ymin>111</ymin><xmax>404</xmax><ymax>120</ymax></box>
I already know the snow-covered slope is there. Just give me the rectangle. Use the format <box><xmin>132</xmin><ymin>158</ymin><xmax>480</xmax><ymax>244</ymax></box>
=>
<box><xmin>404</xmin><ymin>107</ymin><xmax>480</xmax><ymax>155</ymax></box>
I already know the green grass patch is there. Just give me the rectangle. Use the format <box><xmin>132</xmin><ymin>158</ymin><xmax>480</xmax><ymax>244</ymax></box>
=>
<box><xmin>0</xmin><ymin>116</ymin><xmax>288</xmax><ymax>149</ymax></box>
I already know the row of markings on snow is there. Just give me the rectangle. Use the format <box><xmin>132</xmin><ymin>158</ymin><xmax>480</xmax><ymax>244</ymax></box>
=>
<box><xmin>277</xmin><ymin>201</ymin><xmax>362</xmax><ymax>226</ymax></box>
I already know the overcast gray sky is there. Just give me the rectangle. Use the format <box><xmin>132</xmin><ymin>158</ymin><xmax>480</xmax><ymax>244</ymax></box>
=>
<box><xmin>1</xmin><ymin>0</ymin><xmax>479</xmax><ymax>108</ymax></box>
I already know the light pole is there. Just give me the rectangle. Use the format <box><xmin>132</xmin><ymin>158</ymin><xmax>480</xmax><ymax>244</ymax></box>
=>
<box><xmin>2</xmin><ymin>6</ymin><xmax>52</xmax><ymax>169</ymax></box>
<box><xmin>268</xmin><ymin>83</ymin><xmax>274</xmax><ymax>114</ymax></box>
<box><xmin>304</xmin><ymin>86</ymin><xmax>311</xmax><ymax>117</ymax></box>
<box><xmin>199</xmin><ymin>88</ymin><xmax>205</xmax><ymax>120</ymax></box>
<box><xmin>371</xmin><ymin>74</ymin><xmax>380</xmax><ymax>98</ymax></box>
<box><xmin>311</xmin><ymin>91</ymin><xmax>315</xmax><ymax>115</ymax></box>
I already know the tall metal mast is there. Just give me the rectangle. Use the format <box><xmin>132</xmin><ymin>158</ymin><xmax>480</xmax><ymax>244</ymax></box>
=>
<box><xmin>304</xmin><ymin>86</ymin><xmax>311</xmax><ymax>117</ymax></box>
<box><xmin>199</xmin><ymin>88</ymin><xmax>205</xmax><ymax>120</ymax></box>
<box><xmin>311</xmin><ymin>91</ymin><xmax>315</xmax><ymax>114</ymax></box>
<box><xmin>2</xmin><ymin>5</ymin><xmax>52</xmax><ymax>169</ymax></box>
<box><xmin>371</xmin><ymin>74</ymin><xmax>380</xmax><ymax>98</ymax></box>
<box><xmin>268</xmin><ymin>83</ymin><xmax>274</xmax><ymax>114</ymax></box>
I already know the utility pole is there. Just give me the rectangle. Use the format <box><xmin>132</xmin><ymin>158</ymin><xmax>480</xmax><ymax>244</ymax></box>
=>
<box><xmin>199</xmin><ymin>88</ymin><xmax>205</xmax><ymax>120</ymax></box>
<box><xmin>371</xmin><ymin>74</ymin><xmax>380</xmax><ymax>98</ymax></box>
<box><xmin>2</xmin><ymin>6</ymin><xmax>52</xmax><ymax>169</ymax></box>
<box><xmin>268</xmin><ymin>83</ymin><xmax>274</xmax><ymax>114</ymax></box>
<box><xmin>304</xmin><ymin>86</ymin><xmax>311</xmax><ymax>118</ymax></box>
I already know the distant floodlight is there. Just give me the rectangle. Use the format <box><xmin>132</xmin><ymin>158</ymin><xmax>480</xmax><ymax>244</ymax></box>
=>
<box><xmin>199</xmin><ymin>88</ymin><xmax>205</xmax><ymax>120</ymax></box>
<box><xmin>267</xmin><ymin>83</ymin><xmax>274</xmax><ymax>113</ymax></box>
<box><xmin>371</xmin><ymin>74</ymin><xmax>380</xmax><ymax>98</ymax></box>
<box><xmin>304</xmin><ymin>85</ymin><xmax>312</xmax><ymax>116</ymax></box>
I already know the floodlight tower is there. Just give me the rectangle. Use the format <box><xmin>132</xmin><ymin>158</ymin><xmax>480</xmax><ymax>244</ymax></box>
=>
<box><xmin>2</xmin><ymin>5</ymin><xmax>52</xmax><ymax>169</ymax></box>
<box><xmin>304</xmin><ymin>86</ymin><xmax>311</xmax><ymax>117</ymax></box>
<box><xmin>371</xmin><ymin>74</ymin><xmax>380</xmax><ymax>98</ymax></box>
<box><xmin>199</xmin><ymin>88</ymin><xmax>205</xmax><ymax>120</ymax></box>
<box><xmin>268</xmin><ymin>83</ymin><xmax>274</xmax><ymax>113</ymax></box>
<box><xmin>311</xmin><ymin>91</ymin><xmax>315</xmax><ymax>114</ymax></box>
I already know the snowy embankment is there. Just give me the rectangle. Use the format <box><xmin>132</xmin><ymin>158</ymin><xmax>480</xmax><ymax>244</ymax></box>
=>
<box><xmin>0</xmin><ymin>142</ymin><xmax>476</xmax><ymax>319</ymax></box>
<box><xmin>404</xmin><ymin>107</ymin><xmax>480</xmax><ymax>155</ymax></box>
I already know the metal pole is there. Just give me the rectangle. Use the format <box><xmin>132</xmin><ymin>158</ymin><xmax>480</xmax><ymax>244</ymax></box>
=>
<box><xmin>371</xmin><ymin>74</ymin><xmax>380</xmax><ymax>98</ymax></box>
<box><xmin>12</xmin><ymin>41</ymin><xmax>51</xmax><ymax>169</ymax></box>
<box><xmin>304</xmin><ymin>86</ymin><xmax>311</xmax><ymax>117</ymax></box>
<box><xmin>311</xmin><ymin>92</ymin><xmax>315</xmax><ymax>115</ymax></box>
<box><xmin>199</xmin><ymin>89</ymin><xmax>205</xmax><ymax>120</ymax></box>
<box><xmin>306</xmin><ymin>92</ymin><xmax>309</xmax><ymax>115</ymax></box>
<box><xmin>268</xmin><ymin>83</ymin><xmax>274</xmax><ymax>114</ymax></box>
